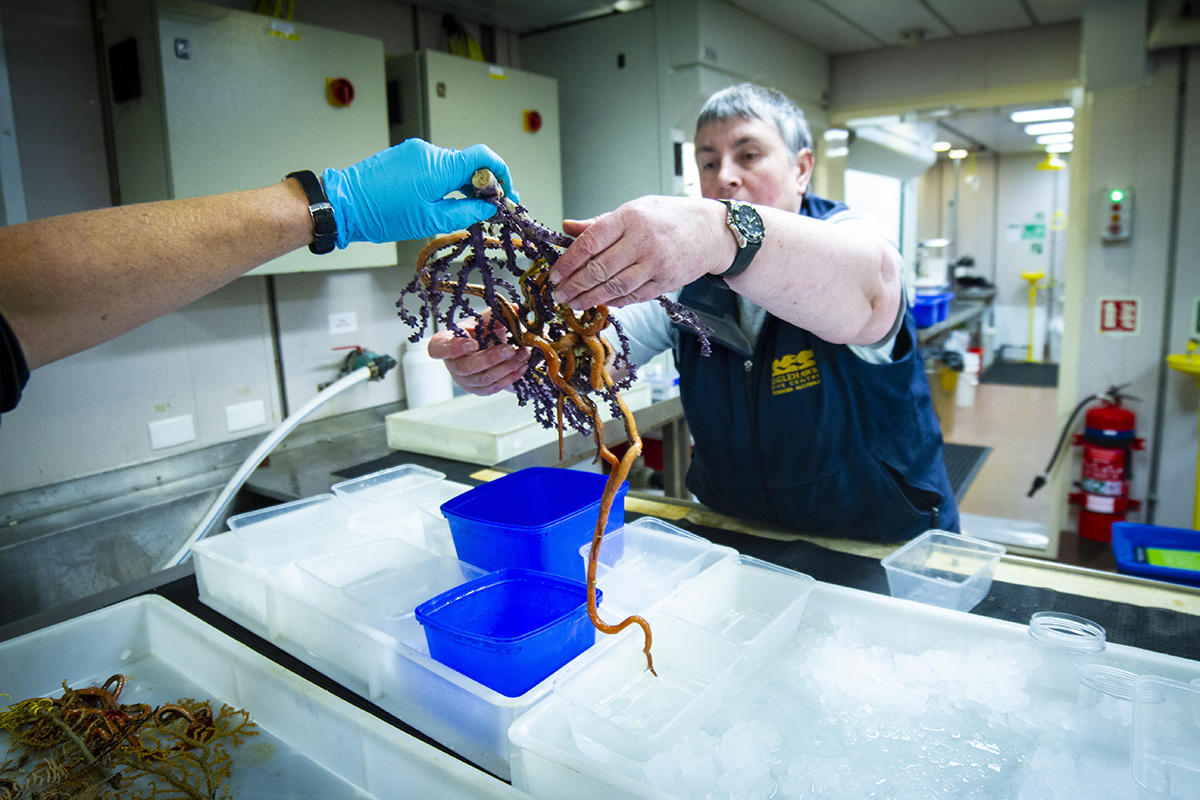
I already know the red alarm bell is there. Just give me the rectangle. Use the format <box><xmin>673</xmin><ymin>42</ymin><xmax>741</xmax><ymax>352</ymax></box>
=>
<box><xmin>327</xmin><ymin>77</ymin><xmax>355</xmax><ymax>107</ymax></box>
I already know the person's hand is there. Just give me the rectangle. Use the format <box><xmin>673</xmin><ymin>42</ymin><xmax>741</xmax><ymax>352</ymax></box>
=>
<box><xmin>322</xmin><ymin>139</ymin><xmax>519</xmax><ymax>247</ymax></box>
<box><xmin>427</xmin><ymin>313</ymin><xmax>531</xmax><ymax>396</ymax></box>
<box><xmin>548</xmin><ymin>196</ymin><xmax>732</xmax><ymax>310</ymax></box>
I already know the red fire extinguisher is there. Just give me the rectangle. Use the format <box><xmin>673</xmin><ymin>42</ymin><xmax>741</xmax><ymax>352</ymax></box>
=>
<box><xmin>1028</xmin><ymin>386</ymin><xmax>1145</xmax><ymax>543</ymax></box>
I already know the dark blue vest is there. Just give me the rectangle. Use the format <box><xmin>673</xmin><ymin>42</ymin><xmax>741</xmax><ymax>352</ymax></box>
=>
<box><xmin>673</xmin><ymin>193</ymin><xmax>959</xmax><ymax>542</ymax></box>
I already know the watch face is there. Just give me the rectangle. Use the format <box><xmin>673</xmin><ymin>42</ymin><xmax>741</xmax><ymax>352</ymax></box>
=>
<box><xmin>733</xmin><ymin>203</ymin><xmax>765</xmax><ymax>244</ymax></box>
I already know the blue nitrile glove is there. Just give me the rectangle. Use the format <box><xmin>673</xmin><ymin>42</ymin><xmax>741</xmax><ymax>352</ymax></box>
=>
<box><xmin>322</xmin><ymin>139</ymin><xmax>519</xmax><ymax>248</ymax></box>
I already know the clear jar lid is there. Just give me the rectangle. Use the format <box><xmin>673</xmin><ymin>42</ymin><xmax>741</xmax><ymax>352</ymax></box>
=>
<box><xmin>1077</xmin><ymin>664</ymin><xmax>1136</xmax><ymax>700</ymax></box>
<box><xmin>1028</xmin><ymin>611</ymin><xmax>1107</xmax><ymax>654</ymax></box>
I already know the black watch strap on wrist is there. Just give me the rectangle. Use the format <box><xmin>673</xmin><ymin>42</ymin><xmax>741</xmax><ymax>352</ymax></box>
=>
<box><xmin>286</xmin><ymin>170</ymin><xmax>337</xmax><ymax>255</ymax></box>
<box><xmin>707</xmin><ymin>199</ymin><xmax>764</xmax><ymax>288</ymax></box>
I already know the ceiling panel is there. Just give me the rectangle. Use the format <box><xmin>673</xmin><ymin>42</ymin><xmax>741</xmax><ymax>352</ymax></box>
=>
<box><xmin>488</xmin><ymin>0</ymin><xmax>1085</xmax><ymax>54</ymax></box>
<box><xmin>817</xmin><ymin>0</ymin><xmax>954</xmax><ymax>46</ymax></box>
<box><xmin>726</xmin><ymin>0</ymin><xmax>885</xmax><ymax>54</ymax></box>
<box><xmin>923</xmin><ymin>0</ymin><xmax>1034</xmax><ymax>35</ymax></box>
<box><xmin>436</xmin><ymin>0</ymin><xmax>621</xmax><ymax>33</ymax></box>
<box><xmin>1024</xmin><ymin>0</ymin><xmax>1086</xmax><ymax>25</ymax></box>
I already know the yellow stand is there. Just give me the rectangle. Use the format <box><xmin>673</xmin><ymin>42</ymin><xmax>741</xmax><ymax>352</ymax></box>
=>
<box><xmin>1167</xmin><ymin>339</ymin><xmax>1200</xmax><ymax>530</ymax></box>
<box><xmin>1020</xmin><ymin>271</ymin><xmax>1045</xmax><ymax>363</ymax></box>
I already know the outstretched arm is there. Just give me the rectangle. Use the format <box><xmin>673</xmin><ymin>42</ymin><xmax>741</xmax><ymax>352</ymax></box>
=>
<box><xmin>0</xmin><ymin>139</ymin><xmax>516</xmax><ymax>370</ymax></box>
<box><xmin>0</xmin><ymin>181</ymin><xmax>311</xmax><ymax>370</ymax></box>
<box><xmin>548</xmin><ymin>196</ymin><xmax>902</xmax><ymax>346</ymax></box>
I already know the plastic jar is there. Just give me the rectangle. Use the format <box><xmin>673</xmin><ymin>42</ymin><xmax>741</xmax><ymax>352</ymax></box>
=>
<box><xmin>402</xmin><ymin>336</ymin><xmax>454</xmax><ymax>409</ymax></box>
<box><xmin>1027</xmin><ymin>612</ymin><xmax>1107</xmax><ymax>699</ymax></box>
<box><xmin>1072</xmin><ymin>664</ymin><xmax>1137</xmax><ymax>757</ymax></box>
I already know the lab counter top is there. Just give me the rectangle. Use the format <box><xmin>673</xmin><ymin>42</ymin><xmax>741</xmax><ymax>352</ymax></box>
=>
<box><xmin>917</xmin><ymin>298</ymin><xmax>991</xmax><ymax>344</ymax></box>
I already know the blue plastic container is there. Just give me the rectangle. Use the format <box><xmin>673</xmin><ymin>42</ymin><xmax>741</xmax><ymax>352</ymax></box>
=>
<box><xmin>1111</xmin><ymin>522</ymin><xmax>1200</xmax><ymax>588</ymax></box>
<box><xmin>913</xmin><ymin>291</ymin><xmax>954</xmax><ymax>327</ymax></box>
<box><xmin>441</xmin><ymin>467</ymin><xmax>628</xmax><ymax>579</ymax></box>
<box><xmin>415</xmin><ymin>568</ymin><xmax>600</xmax><ymax>697</ymax></box>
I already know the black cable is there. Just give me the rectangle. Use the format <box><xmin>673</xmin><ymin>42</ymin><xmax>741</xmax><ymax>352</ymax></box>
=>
<box><xmin>1027</xmin><ymin>394</ymin><xmax>1098</xmax><ymax>497</ymax></box>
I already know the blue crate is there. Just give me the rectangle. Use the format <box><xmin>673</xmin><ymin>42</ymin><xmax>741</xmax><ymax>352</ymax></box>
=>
<box><xmin>441</xmin><ymin>467</ymin><xmax>627</xmax><ymax>579</ymax></box>
<box><xmin>913</xmin><ymin>291</ymin><xmax>954</xmax><ymax>328</ymax></box>
<box><xmin>416</xmin><ymin>568</ymin><xmax>600</xmax><ymax>697</ymax></box>
<box><xmin>1111</xmin><ymin>522</ymin><xmax>1200</xmax><ymax>588</ymax></box>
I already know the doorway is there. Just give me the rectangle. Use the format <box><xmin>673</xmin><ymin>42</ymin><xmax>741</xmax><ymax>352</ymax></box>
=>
<box><xmin>836</xmin><ymin>88</ymin><xmax>1084</xmax><ymax>561</ymax></box>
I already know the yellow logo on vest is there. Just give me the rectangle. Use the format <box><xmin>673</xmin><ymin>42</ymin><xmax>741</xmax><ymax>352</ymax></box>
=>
<box><xmin>771</xmin><ymin>349</ymin><xmax>820</xmax><ymax>395</ymax></box>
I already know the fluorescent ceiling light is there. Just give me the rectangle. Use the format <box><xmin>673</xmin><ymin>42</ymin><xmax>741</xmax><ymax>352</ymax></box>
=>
<box><xmin>932</xmin><ymin>141</ymin><xmax>952</xmax><ymax>152</ymax></box>
<box><xmin>1036</xmin><ymin>133</ymin><xmax>1074</xmax><ymax>145</ymax></box>
<box><xmin>1025</xmin><ymin>121</ymin><xmax>1074</xmax><ymax>135</ymax></box>
<box><xmin>824</xmin><ymin>128</ymin><xmax>849</xmax><ymax>141</ymax></box>
<box><xmin>1011</xmin><ymin>107</ymin><xmax>1075</xmax><ymax>123</ymax></box>
<box><xmin>1045</xmin><ymin>143</ymin><xmax>1074</xmax><ymax>153</ymax></box>
<box><xmin>948</xmin><ymin>149</ymin><xmax>969</xmax><ymax>159</ymax></box>
<box><xmin>825</xmin><ymin>146</ymin><xmax>849</xmax><ymax>158</ymax></box>
<box><xmin>843</xmin><ymin>114</ymin><xmax>901</xmax><ymax>128</ymax></box>
<box><xmin>921</xmin><ymin>238</ymin><xmax>951</xmax><ymax>248</ymax></box>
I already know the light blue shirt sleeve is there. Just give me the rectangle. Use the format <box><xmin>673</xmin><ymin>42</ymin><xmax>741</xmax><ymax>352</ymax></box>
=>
<box><xmin>609</xmin><ymin>293</ymin><xmax>679</xmax><ymax>369</ymax></box>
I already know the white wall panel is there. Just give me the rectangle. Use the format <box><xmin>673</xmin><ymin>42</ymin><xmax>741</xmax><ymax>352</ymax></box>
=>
<box><xmin>1073</xmin><ymin>53</ymin><xmax>1182</xmax><ymax>527</ymax></box>
<box><xmin>831</xmin><ymin>22</ymin><xmax>1080</xmax><ymax>109</ymax></box>
<box><xmin>0</xmin><ymin>279</ymin><xmax>280</xmax><ymax>494</ymax></box>
<box><xmin>272</xmin><ymin>267</ymin><xmax>412</xmax><ymax>422</ymax></box>
<box><xmin>1155</xmin><ymin>47</ymin><xmax>1200</xmax><ymax>529</ymax></box>
<box><xmin>522</xmin><ymin>8</ymin><xmax>661</xmax><ymax>221</ymax></box>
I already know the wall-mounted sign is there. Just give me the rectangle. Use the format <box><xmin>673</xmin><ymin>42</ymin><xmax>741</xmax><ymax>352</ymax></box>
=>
<box><xmin>1099</xmin><ymin>298</ymin><xmax>1140</xmax><ymax>335</ymax></box>
<box><xmin>1022</xmin><ymin>224</ymin><xmax>1046</xmax><ymax>240</ymax></box>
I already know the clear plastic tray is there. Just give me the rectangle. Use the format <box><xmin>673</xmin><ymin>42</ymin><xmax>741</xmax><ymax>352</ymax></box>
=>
<box><xmin>347</xmin><ymin>556</ymin><xmax>486</xmax><ymax>641</ymax></box>
<box><xmin>227</xmin><ymin>494</ymin><xmax>356</xmax><ymax>568</ymax></box>
<box><xmin>584</xmin><ymin>517</ymin><xmax>722</xmax><ymax>613</ymax></box>
<box><xmin>331</xmin><ymin>463</ymin><xmax>445</xmax><ymax>514</ymax></box>
<box><xmin>664</xmin><ymin>555</ymin><xmax>816</xmax><ymax>676</ymax></box>
<box><xmin>552</xmin><ymin>614</ymin><xmax>743</xmax><ymax>762</ymax></box>
<box><xmin>881</xmin><ymin>529</ymin><xmax>1005</xmax><ymax>612</ymax></box>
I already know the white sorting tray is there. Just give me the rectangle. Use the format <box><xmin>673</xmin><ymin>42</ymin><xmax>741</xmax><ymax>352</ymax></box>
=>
<box><xmin>509</xmin><ymin>583</ymin><xmax>1200</xmax><ymax>800</ymax></box>
<box><xmin>0</xmin><ymin>596</ymin><xmax>527</xmax><ymax>800</ymax></box>
<box><xmin>385</xmin><ymin>381</ymin><xmax>653</xmax><ymax>465</ymax></box>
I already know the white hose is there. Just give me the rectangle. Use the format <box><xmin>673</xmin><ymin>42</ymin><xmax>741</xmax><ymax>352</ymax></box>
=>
<box><xmin>163</xmin><ymin>366</ymin><xmax>374</xmax><ymax>568</ymax></box>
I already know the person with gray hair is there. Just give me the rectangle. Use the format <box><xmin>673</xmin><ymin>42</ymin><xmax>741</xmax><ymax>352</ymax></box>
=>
<box><xmin>432</xmin><ymin>82</ymin><xmax>959</xmax><ymax>543</ymax></box>
<box><xmin>698</xmin><ymin>83</ymin><xmax>813</xmax><ymax>156</ymax></box>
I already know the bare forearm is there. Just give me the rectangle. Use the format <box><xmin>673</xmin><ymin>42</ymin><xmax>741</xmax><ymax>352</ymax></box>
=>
<box><xmin>0</xmin><ymin>179</ymin><xmax>312</xmax><ymax>368</ymax></box>
<box><xmin>553</xmin><ymin>196</ymin><xmax>902</xmax><ymax>346</ymax></box>
<box><xmin>723</xmin><ymin>205</ymin><xmax>902</xmax><ymax>345</ymax></box>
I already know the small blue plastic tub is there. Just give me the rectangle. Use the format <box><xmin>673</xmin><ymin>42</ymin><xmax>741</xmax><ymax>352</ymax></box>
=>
<box><xmin>913</xmin><ymin>291</ymin><xmax>954</xmax><ymax>327</ymax></box>
<box><xmin>1111</xmin><ymin>522</ymin><xmax>1200</xmax><ymax>588</ymax></box>
<box><xmin>415</xmin><ymin>568</ymin><xmax>600</xmax><ymax>697</ymax></box>
<box><xmin>440</xmin><ymin>467</ymin><xmax>628</xmax><ymax>579</ymax></box>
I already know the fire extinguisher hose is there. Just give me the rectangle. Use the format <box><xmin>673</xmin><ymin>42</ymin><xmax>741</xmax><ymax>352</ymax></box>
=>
<box><xmin>1027</xmin><ymin>394</ymin><xmax>1099</xmax><ymax>497</ymax></box>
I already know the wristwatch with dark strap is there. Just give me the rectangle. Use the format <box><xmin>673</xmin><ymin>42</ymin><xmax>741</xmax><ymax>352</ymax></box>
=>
<box><xmin>286</xmin><ymin>170</ymin><xmax>337</xmax><ymax>255</ymax></box>
<box><xmin>712</xmin><ymin>199</ymin><xmax>764</xmax><ymax>285</ymax></box>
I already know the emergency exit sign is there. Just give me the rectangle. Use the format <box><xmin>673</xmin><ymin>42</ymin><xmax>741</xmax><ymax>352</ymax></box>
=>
<box><xmin>1099</xmin><ymin>298</ymin><xmax>1140</xmax><ymax>335</ymax></box>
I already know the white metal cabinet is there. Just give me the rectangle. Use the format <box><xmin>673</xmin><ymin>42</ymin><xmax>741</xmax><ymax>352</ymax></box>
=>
<box><xmin>102</xmin><ymin>0</ymin><xmax>395</xmax><ymax>274</ymax></box>
<box><xmin>388</xmin><ymin>50</ymin><xmax>562</xmax><ymax>269</ymax></box>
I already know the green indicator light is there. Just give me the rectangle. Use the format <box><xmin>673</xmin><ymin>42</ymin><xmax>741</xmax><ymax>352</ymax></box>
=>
<box><xmin>1111</xmin><ymin>190</ymin><xmax>1124</xmax><ymax>202</ymax></box>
